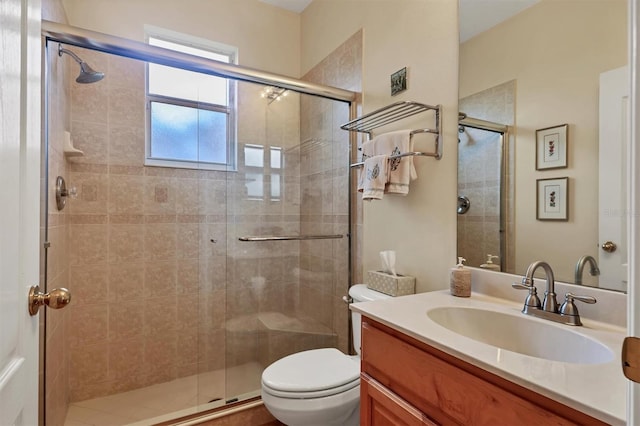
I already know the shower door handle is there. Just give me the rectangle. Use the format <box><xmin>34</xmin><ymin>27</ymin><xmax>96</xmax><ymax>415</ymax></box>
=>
<box><xmin>28</xmin><ymin>285</ymin><xmax>71</xmax><ymax>316</ymax></box>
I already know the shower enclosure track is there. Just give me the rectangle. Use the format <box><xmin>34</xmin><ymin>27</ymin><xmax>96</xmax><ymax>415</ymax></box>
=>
<box><xmin>41</xmin><ymin>20</ymin><xmax>356</xmax><ymax>102</ymax></box>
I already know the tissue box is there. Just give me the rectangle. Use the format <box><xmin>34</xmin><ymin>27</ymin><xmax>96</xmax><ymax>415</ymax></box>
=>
<box><xmin>366</xmin><ymin>271</ymin><xmax>416</xmax><ymax>296</ymax></box>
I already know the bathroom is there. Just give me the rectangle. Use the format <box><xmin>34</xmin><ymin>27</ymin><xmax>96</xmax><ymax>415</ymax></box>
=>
<box><xmin>1</xmin><ymin>0</ymin><xmax>638</xmax><ymax>425</ymax></box>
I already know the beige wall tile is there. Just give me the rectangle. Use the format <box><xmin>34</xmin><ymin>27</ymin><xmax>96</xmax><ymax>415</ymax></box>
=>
<box><xmin>69</xmin><ymin>342</ymin><xmax>110</xmax><ymax>388</ymax></box>
<box><xmin>69</xmin><ymin>304</ymin><xmax>109</xmax><ymax>347</ymax></box>
<box><xmin>69</xmin><ymin>264</ymin><xmax>109</xmax><ymax>306</ymax></box>
<box><xmin>108</xmin><ymin>86</ymin><xmax>145</xmax><ymax>127</ymax></box>
<box><xmin>144</xmin><ymin>262</ymin><xmax>177</xmax><ymax>298</ymax></box>
<box><xmin>69</xmin><ymin>224</ymin><xmax>108</xmax><ymax>266</ymax></box>
<box><xmin>71</xmin><ymin>81</ymin><xmax>108</xmax><ymax>125</ymax></box>
<box><xmin>108</xmin><ymin>224</ymin><xmax>144</xmax><ymax>263</ymax></box>
<box><xmin>109</xmin><ymin>125</ymin><xmax>145</xmax><ymax>166</ymax></box>
<box><xmin>109</xmin><ymin>262</ymin><xmax>145</xmax><ymax>301</ymax></box>
<box><xmin>70</xmin><ymin>121</ymin><xmax>108</xmax><ymax>164</ymax></box>
<box><xmin>109</xmin><ymin>301</ymin><xmax>144</xmax><ymax>340</ymax></box>
<box><xmin>68</xmin><ymin>172</ymin><xmax>108</xmax><ymax>214</ymax></box>
<box><xmin>108</xmin><ymin>174</ymin><xmax>144</xmax><ymax>214</ymax></box>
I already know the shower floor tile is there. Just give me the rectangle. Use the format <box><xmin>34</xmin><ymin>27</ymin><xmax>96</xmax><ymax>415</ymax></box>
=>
<box><xmin>63</xmin><ymin>362</ymin><xmax>263</xmax><ymax>426</ymax></box>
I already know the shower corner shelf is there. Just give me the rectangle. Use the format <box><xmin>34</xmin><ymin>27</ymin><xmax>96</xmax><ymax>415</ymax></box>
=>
<box><xmin>340</xmin><ymin>100</ymin><xmax>442</xmax><ymax>168</ymax></box>
<box><xmin>63</xmin><ymin>131</ymin><xmax>84</xmax><ymax>157</ymax></box>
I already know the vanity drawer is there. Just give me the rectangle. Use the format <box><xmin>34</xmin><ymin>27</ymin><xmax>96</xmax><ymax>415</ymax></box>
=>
<box><xmin>361</xmin><ymin>373</ymin><xmax>438</xmax><ymax>426</ymax></box>
<box><xmin>361</xmin><ymin>318</ymin><xmax>606</xmax><ymax>426</ymax></box>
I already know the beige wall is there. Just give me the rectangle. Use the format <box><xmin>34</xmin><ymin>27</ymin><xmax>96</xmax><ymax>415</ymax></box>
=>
<box><xmin>61</xmin><ymin>0</ymin><xmax>301</xmax><ymax>76</ymax></box>
<box><xmin>460</xmin><ymin>0</ymin><xmax>627</xmax><ymax>283</ymax></box>
<box><xmin>302</xmin><ymin>0</ymin><xmax>460</xmax><ymax>292</ymax></box>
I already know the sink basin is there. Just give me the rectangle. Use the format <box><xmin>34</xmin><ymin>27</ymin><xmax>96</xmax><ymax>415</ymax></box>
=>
<box><xmin>427</xmin><ymin>306</ymin><xmax>614</xmax><ymax>364</ymax></box>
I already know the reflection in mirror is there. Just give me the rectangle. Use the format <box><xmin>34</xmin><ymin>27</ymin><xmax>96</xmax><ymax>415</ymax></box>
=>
<box><xmin>458</xmin><ymin>0</ymin><xmax>627</xmax><ymax>292</ymax></box>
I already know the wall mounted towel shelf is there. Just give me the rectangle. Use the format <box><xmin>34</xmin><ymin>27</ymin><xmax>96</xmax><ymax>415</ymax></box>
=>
<box><xmin>340</xmin><ymin>101</ymin><xmax>442</xmax><ymax>168</ymax></box>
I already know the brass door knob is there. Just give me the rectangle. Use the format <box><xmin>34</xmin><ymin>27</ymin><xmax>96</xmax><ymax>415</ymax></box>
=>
<box><xmin>601</xmin><ymin>241</ymin><xmax>618</xmax><ymax>253</ymax></box>
<box><xmin>28</xmin><ymin>285</ymin><xmax>71</xmax><ymax>316</ymax></box>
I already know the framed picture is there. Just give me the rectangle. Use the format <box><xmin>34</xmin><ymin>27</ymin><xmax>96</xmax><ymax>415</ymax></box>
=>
<box><xmin>536</xmin><ymin>177</ymin><xmax>568</xmax><ymax>221</ymax></box>
<box><xmin>390</xmin><ymin>67</ymin><xmax>407</xmax><ymax>96</ymax></box>
<box><xmin>536</xmin><ymin>124</ymin><xmax>568</xmax><ymax>170</ymax></box>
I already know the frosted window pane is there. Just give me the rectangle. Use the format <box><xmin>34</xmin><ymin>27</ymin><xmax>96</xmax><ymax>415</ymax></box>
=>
<box><xmin>271</xmin><ymin>174</ymin><xmax>280</xmax><ymax>199</ymax></box>
<box><xmin>198</xmin><ymin>109</ymin><xmax>228</xmax><ymax>164</ymax></box>
<box><xmin>150</xmin><ymin>102</ymin><xmax>227</xmax><ymax>163</ymax></box>
<box><xmin>245</xmin><ymin>145</ymin><xmax>264</xmax><ymax>167</ymax></box>
<box><xmin>270</xmin><ymin>147</ymin><xmax>281</xmax><ymax>169</ymax></box>
<box><xmin>148</xmin><ymin>37</ymin><xmax>229</xmax><ymax>105</ymax></box>
<box><xmin>246</xmin><ymin>172</ymin><xmax>263</xmax><ymax>199</ymax></box>
<box><xmin>149</xmin><ymin>64</ymin><xmax>228</xmax><ymax>105</ymax></box>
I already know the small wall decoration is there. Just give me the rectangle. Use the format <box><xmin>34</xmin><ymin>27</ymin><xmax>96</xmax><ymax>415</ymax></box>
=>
<box><xmin>536</xmin><ymin>177</ymin><xmax>568</xmax><ymax>221</ymax></box>
<box><xmin>536</xmin><ymin>124</ymin><xmax>568</xmax><ymax>170</ymax></box>
<box><xmin>390</xmin><ymin>67</ymin><xmax>407</xmax><ymax>96</ymax></box>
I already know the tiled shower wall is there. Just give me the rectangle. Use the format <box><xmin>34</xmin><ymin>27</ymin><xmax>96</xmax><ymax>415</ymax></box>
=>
<box><xmin>61</xmin><ymin>39</ymin><xmax>359</xmax><ymax>403</ymax></box>
<box><xmin>300</xmin><ymin>30</ymin><xmax>362</xmax><ymax>353</ymax></box>
<box><xmin>457</xmin><ymin>80</ymin><xmax>515</xmax><ymax>272</ymax></box>
<box><xmin>63</xmin><ymin>48</ymin><xmax>305</xmax><ymax>402</ymax></box>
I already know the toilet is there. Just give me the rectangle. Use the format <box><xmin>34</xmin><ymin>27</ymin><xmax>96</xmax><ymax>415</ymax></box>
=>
<box><xmin>261</xmin><ymin>284</ymin><xmax>391</xmax><ymax>426</ymax></box>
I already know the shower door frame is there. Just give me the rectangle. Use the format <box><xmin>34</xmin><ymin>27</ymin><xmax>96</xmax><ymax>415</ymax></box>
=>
<box><xmin>41</xmin><ymin>20</ymin><xmax>358</xmax><ymax>424</ymax></box>
<box><xmin>458</xmin><ymin>116</ymin><xmax>509</xmax><ymax>271</ymax></box>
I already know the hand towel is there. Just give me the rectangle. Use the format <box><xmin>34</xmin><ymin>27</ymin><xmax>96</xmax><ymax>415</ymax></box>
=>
<box><xmin>371</xmin><ymin>130</ymin><xmax>416</xmax><ymax>195</ymax></box>
<box><xmin>361</xmin><ymin>155</ymin><xmax>389</xmax><ymax>201</ymax></box>
<box><xmin>357</xmin><ymin>139</ymin><xmax>376</xmax><ymax>193</ymax></box>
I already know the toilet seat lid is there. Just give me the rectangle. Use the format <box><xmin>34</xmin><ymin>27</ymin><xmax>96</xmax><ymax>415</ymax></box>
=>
<box><xmin>262</xmin><ymin>348</ymin><xmax>359</xmax><ymax>394</ymax></box>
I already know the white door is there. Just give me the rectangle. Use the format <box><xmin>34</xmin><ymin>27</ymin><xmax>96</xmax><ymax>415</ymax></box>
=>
<box><xmin>599</xmin><ymin>66</ymin><xmax>629</xmax><ymax>292</ymax></box>
<box><xmin>0</xmin><ymin>0</ymin><xmax>42</xmax><ymax>425</ymax></box>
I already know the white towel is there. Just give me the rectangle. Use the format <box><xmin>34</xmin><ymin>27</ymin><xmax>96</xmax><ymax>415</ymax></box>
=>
<box><xmin>371</xmin><ymin>130</ymin><xmax>416</xmax><ymax>195</ymax></box>
<box><xmin>357</xmin><ymin>139</ymin><xmax>376</xmax><ymax>193</ymax></box>
<box><xmin>361</xmin><ymin>155</ymin><xmax>389</xmax><ymax>201</ymax></box>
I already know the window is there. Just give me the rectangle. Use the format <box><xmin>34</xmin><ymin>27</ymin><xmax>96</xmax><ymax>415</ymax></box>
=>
<box><xmin>145</xmin><ymin>27</ymin><xmax>237</xmax><ymax>170</ymax></box>
<box><xmin>244</xmin><ymin>145</ymin><xmax>282</xmax><ymax>201</ymax></box>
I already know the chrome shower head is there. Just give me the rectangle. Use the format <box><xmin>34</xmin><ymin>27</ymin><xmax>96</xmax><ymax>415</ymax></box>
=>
<box><xmin>58</xmin><ymin>44</ymin><xmax>105</xmax><ymax>84</ymax></box>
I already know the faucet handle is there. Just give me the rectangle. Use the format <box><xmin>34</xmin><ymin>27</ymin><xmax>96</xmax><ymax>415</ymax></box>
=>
<box><xmin>566</xmin><ymin>293</ymin><xmax>597</xmax><ymax>304</ymax></box>
<box><xmin>560</xmin><ymin>292</ymin><xmax>597</xmax><ymax>319</ymax></box>
<box><xmin>512</xmin><ymin>279</ymin><xmax>541</xmax><ymax>308</ymax></box>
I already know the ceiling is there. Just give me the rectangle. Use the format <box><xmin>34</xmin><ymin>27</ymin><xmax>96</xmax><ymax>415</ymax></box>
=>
<box><xmin>459</xmin><ymin>0</ymin><xmax>540</xmax><ymax>43</ymax></box>
<box><xmin>259</xmin><ymin>0</ymin><xmax>540</xmax><ymax>42</ymax></box>
<box><xmin>259</xmin><ymin>0</ymin><xmax>312</xmax><ymax>13</ymax></box>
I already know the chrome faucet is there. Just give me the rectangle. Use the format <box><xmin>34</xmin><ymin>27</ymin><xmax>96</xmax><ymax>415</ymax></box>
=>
<box><xmin>512</xmin><ymin>260</ymin><xmax>596</xmax><ymax>326</ymax></box>
<box><xmin>574</xmin><ymin>255</ymin><xmax>600</xmax><ymax>285</ymax></box>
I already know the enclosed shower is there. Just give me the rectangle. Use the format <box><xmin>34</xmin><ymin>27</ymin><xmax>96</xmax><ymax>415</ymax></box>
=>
<box><xmin>42</xmin><ymin>22</ymin><xmax>359</xmax><ymax>426</ymax></box>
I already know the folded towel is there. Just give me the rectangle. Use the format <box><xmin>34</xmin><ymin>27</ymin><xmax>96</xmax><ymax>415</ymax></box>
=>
<box><xmin>371</xmin><ymin>130</ymin><xmax>416</xmax><ymax>195</ymax></box>
<box><xmin>361</xmin><ymin>155</ymin><xmax>389</xmax><ymax>201</ymax></box>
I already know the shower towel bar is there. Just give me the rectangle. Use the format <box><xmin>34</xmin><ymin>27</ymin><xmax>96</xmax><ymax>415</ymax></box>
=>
<box><xmin>341</xmin><ymin>100</ymin><xmax>442</xmax><ymax>163</ymax></box>
<box><xmin>239</xmin><ymin>234</ymin><xmax>344</xmax><ymax>242</ymax></box>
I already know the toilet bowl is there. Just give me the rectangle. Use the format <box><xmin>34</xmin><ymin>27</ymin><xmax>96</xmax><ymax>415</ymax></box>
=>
<box><xmin>261</xmin><ymin>284</ymin><xmax>390</xmax><ymax>426</ymax></box>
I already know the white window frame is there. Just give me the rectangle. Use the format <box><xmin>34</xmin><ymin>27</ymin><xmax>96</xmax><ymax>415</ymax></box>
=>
<box><xmin>144</xmin><ymin>25</ymin><xmax>238</xmax><ymax>171</ymax></box>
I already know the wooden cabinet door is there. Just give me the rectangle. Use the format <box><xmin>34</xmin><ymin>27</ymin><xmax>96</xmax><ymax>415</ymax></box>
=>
<box><xmin>361</xmin><ymin>374</ymin><xmax>438</xmax><ymax>426</ymax></box>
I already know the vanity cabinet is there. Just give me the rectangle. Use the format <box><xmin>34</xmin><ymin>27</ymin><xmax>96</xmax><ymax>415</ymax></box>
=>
<box><xmin>360</xmin><ymin>317</ymin><xmax>608</xmax><ymax>426</ymax></box>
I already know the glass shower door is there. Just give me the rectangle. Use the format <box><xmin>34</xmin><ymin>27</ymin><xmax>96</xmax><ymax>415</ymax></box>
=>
<box><xmin>221</xmin><ymin>82</ymin><xmax>351</xmax><ymax>404</ymax></box>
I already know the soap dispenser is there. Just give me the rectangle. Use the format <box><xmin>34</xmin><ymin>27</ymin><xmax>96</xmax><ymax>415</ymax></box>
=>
<box><xmin>450</xmin><ymin>257</ymin><xmax>471</xmax><ymax>297</ymax></box>
<box><xmin>480</xmin><ymin>254</ymin><xmax>501</xmax><ymax>271</ymax></box>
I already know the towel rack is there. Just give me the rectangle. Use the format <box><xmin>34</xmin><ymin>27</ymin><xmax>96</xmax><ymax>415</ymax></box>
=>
<box><xmin>340</xmin><ymin>101</ymin><xmax>442</xmax><ymax>166</ymax></box>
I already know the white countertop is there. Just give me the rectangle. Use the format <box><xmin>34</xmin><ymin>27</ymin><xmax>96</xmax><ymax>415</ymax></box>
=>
<box><xmin>350</xmin><ymin>290</ymin><xmax>626</xmax><ymax>425</ymax></box>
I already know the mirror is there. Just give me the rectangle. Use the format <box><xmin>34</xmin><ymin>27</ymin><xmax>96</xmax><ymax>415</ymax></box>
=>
<box><xmin>457</xmin><ymin>0</ymin><xmax>628</xmax><ymax>292</ymax></box>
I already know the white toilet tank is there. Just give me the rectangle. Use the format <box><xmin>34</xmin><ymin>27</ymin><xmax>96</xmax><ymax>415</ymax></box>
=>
<box><xmin>348</xmin><ymin>284</ymin><xmax>391</xmax><ymax>356</ymax></box>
